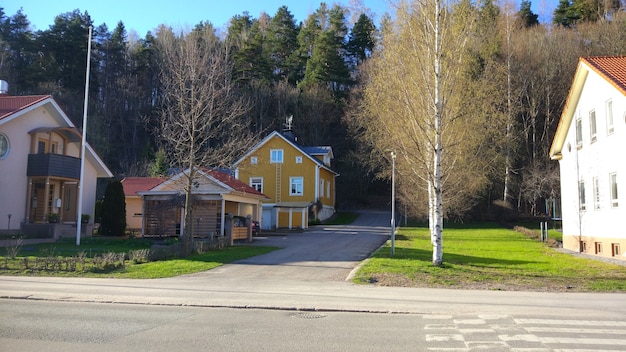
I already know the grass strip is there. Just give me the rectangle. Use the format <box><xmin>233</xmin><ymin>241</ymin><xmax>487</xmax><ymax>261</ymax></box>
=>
<box><xmin>353</xmin><ymin>223</ymin><xmax>626</xmax><ymax>292</ymax></box>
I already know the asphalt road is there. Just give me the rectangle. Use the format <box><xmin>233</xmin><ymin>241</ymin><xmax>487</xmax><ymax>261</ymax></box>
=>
<box><xmin>2</xmin><ymin>210</ymin><xmax>626</xmax><ymax>351</ymax></box>
<box><xmin>189</xmin><ymin>210</ymin><xmax>391</xmax><ymax>282</ymax></box>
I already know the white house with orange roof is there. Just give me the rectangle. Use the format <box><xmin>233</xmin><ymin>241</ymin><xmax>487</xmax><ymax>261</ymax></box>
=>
<box><xmin>0</xmin><ymin>87</ymin><xmax>112</xmax><ymax>236</ymax></box>
<box><xmin>550</xmin><ymin>56</ymin><xmax>626</xmax><ymax>260</ymax></box>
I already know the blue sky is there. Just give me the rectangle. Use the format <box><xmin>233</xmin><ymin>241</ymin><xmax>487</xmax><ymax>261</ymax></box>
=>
<box><xmin>4</xmin><ymin>0</ymin><xmax>558</xmax><ymax>37</ymax></box>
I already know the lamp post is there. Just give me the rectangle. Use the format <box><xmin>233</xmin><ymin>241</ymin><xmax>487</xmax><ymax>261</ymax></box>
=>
<box><xmin>390</xmin><ymin>151</ymin><xmax>396</xmax><ymax>256</ymax></box>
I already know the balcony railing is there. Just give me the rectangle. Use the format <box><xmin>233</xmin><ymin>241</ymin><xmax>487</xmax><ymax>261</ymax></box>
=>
<box><xmin>27</xmin><ymin>153</ymin><xmax>81</xmax><ymax>179</ymax></box>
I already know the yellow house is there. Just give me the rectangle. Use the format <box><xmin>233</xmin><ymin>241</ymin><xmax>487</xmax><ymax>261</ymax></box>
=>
<box><xmin>234</xmin><ymin>130</ymin><xmax>338</xmax><ymax>230</ymax></box>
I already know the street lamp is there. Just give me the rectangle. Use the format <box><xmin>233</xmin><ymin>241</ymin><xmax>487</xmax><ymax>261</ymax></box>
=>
<box><xmin>390</xmin><ymin>151</ymin><xmax>396</xmax><ymax>256</ymax></box>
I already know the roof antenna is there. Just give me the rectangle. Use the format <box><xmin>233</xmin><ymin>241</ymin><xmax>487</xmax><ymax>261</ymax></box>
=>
<box><xmin>283</xmin><ymin>115</ymin><xmax>297</xmax><ymax>142</ymax></box>
<box><xmin>284</xmin><ymin>115</ymin><xmax>293</xmax><ymax>131</ymax></box>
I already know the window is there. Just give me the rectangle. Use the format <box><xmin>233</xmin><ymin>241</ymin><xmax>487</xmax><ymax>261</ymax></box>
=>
<box><xmin>295</xmin><ymin>156</ymin><xmax>302</xmax><ymax>164</ymax></box>
<box><xmin>575</xmin><ymin>117</ymin><xmax>583</xmax><ymax>146</ymax></box>
<box><xmin>610</xmin><ymin>173</ymin><xmax>618</xmax><ymax>207</ymax></box>
<box><xmin>612</xmin><ymin>243</ymin><xmax>620</xmax><ymax>257</ymax></box>
<box><xmin>250</xmin><ymin>156</ymin><xmax>257</xmax><ymax>165</ymax></box>
<box><xmin>593</xmin><ymin>177</ymin><xmax>600</xmax><ymax>210</ymax></box>
<box><xmin>579</xmin><ymin>180</ymin><xmax>586</xmax><ymax>211</ymax></box>
<box><xmin>580</xmin><ymin>241</ymin><xmax>587</xmax><ymax>252</ymax></box>
<box><xmin>595</xmin><ymin>242</ymin><xmax>602</xmax><ymax>254</ymax></box>
<box><xmin>319</xmin><ymin>179</ymin><xmax>324</xmax><ymax>198</ymax></box>
<box><xmin>37</xmin><ymin>139</ymin><xmax>57</xmax><ymax>154</ymax></box>
<box><xmin>270</xmin><ymin>149</ymin><xmax>283</xmax><ymax>163</ymax></box>
<box><xmin>290</xmin><ymin>177</ymin><xmax>303</xmax><ymax>196</ymax></box>
<box><xmin>589</xmin><ymin>110</ymin><xmax>597</xmax><ymax>143</ymax></box>
<box><xmin>326</xmin><ymin>181</ymin><xmax>330</xmax><ymax>199</ymax></box>
<box><xmin>250</xmin><ymin>177</ymin><xmax>263</xmax><ymax>193</ymax></box>
<box><xmin>606</xmin><ymin>99</ymin><xmax>614</xmax><ymax>135</ymax></box>
<box><xmin>0</xmin><ymin>132</ymin><xmax>9</xmax><ymax>159</ymax></box>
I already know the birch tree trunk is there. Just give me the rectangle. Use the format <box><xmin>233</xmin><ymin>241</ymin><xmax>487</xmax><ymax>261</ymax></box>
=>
<box><xmin>431</xmin><ymin>0</ymin><xmax>444</xmax><ymax>266</ymax></box>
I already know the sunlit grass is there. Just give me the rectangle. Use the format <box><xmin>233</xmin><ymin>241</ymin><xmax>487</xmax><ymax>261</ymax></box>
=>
<box><xmin>1</xmin><ymin>237</ymin><xmax>277</xmax><ymax>279</ymax></box>
<box><xmin>354</xmin><ymin>223</ymin><xmax>626</xmax><ymax>292</ymax></box>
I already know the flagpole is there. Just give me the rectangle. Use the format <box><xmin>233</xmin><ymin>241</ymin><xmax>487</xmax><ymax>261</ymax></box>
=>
<box><xmin>76</xmin><ymin>26</ymin><xmax>92</xmax><ymax>246</ymax></box>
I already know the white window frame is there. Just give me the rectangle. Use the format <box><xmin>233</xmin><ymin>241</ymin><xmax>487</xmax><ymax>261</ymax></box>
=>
<box><xmin>606</xmin><ymin>99</ymin><xmax>614</xmax><ymax>135</ymax></box>
<box><xmin>575</xmin><ymin>117</ymin><xmax>583</xmax><ymax>146</ymax></box>
<box><xmin>290</xmin><ymin>177</ymin><xmax>303</xmax><ymax>196</ymax></box>
<box><xmin>589</xmin><ymin>110</ymin><xmax>597</xmax><ymax>143</ymax></box>
<box><xmin>250</xmin><ymin>156</ymin><xmax>257</xmax><ymax>165</ymax></box>
<box><xmin>593</xmin><ymin>177</ymin><xmax>600</xmax><ymax>210</ymax></box>
<box><xmin>270</xmin><ymin>149</ymin><xmax>283</xmax><ymax>163</ymax></box>
<box><xmin>326</xmin><ymin>181</ymin><xmax>330</xmax><ymax>199</ymax></box>
<box><xmin>295</xmin><ymin>156</ymin><xmax>302</xmax><ymax>164</ymax></box>
<box><xmin>250</xmin><ymin>177</ymin><xmax>263</xmax><ymax>193</ymax></box>
<box><xmin>610</xmin><ymin>173</ymin><xmax>618</xmax><ymax>208</ymax></box>
<box><xmin>579</xmin><ymin>180</ymin><xmax>586</xmax><ymax>211</ymax></box>
<box><xmin>319</xmin><ymin>179</ymin><xmax>324</xmax><ymax>198</ymax></box>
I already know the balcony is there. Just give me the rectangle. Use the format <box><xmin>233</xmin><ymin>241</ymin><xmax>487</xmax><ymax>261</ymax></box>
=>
<box><xmin>27</xmin><ymin>153</ymin><xmax>81</xmax><ymax>179</ymax></box>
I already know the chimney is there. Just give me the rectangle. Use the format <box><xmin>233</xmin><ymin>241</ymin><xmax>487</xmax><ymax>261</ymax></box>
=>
<box><xmin>0</xmin><ymin>80</ymin><xmax>8</xmax><ymax>95</ymax></box>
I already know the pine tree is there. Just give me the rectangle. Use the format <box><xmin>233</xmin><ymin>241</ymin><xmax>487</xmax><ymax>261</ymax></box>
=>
<box><xmin>346</xmin><ymin>13</ymin><xmax>376</xmax><ymax>66</ymax></box>
<box><xmin>518</xmin><ymin>0</ymin><xmax>539</xmax><ymax>27</ymax></box>
<box><xmin>267</xmin><ymin>6</ymin><xmax>300</xmax><ymax>82</ymax></box>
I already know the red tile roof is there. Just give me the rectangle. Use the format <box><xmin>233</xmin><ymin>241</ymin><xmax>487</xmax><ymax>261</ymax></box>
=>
<box><xmin>0</xmin><ymin>95</ymin><xmax>50</xmax><ymax>120</ymax></box>
<box><xmin>121</xmin><ymin>177</ymin><xmax>166</xmax><ymax>196</ymax></box>
<box><xmin>203</xmin><ymin>169</ymin><xmax>267</xmax><ymax>198</ymax></box>
<box><xmin>583</xmin><ymin>56</ymin><xmax>626</xmax><ymax>95</ymax></box>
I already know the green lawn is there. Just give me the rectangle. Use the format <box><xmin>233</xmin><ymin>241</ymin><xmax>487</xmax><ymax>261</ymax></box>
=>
<box><xmin>353</xmin><ymin>223</ymin><xmax>626</xmax><ymax>292</ymax></box>
<box><xmin>1</xmin><ymin>237</ymin><xmax>278</xmax><ymax>279</ymax></box>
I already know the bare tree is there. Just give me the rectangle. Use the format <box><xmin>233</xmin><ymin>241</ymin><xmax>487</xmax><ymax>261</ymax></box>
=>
<box><xmin>360</xmin><ymin>0</ymin><xmax>481</xmax><ymax>266</ymax></box>
<box><xmin>154</xmin><ymin>25</ymin><xmax>253</xmax><ymax>255</ymax></box>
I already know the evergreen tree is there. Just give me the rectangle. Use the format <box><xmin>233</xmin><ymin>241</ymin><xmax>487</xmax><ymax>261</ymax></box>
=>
<box><xmin>267</xmin><ymin>6</ymin><xmax>300</xmax><ymax>82</ymax></box>
<box><xmin>346</xmin><ymin>13</ymin><xmax>376</xmax><ymax>66</ymax></box>
<box><xmin>0</xmin><ymin>8</ymin><xmax>37</xmax><ymax>94</ymax></box>
<box><xmin>300</xmin><ymin>4</ymin><xmax>351</xmax><ymax>94</ymax></box>
<box><xmin>227</xmin><ymin>13</ymin><xmax>271</xmax><ymax>84</ymax></box>
<box><xmin>518</xmin><ymin>0</ymin><xmax>539</xmax><ymax>27</ymax></box>
<box><xmin>100</xmin><ymin>180</ymin><xmax>127</xmax><ymax>236</ymax></box>
<box><xmin>553</xmin><ymin>0</ymin><xmax>579</xmax><ymax>27</ymax></box>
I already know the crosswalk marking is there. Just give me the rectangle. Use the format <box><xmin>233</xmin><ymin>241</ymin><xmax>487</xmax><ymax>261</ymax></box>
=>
<box><xmin>524</xmin><ymin>326</ymin><xmax>626</xmax><ymax>334</ymax></box>
<box><xmin>514</xmin><ymin>318</ymin><xmax>626</xmax><ymax>327</ymax></box>
<box><xmin>425</xmin><ymin>314</ymin><xmax>626</xmax><ymax>352</ymax></box>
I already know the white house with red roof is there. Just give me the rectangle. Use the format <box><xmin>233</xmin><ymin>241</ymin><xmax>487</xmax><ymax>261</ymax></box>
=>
<box><xmin>0</xmin><ymin>91</ymin><xmax>112</xmax><ymax>235</ymax></box>
<box><xmin>127</xmin><ymin>168</ymin><xmax>268</xmax><ymax>242</ymax></box>
<box><xmin>550</xmin><ymin>56</ymin><xmax>626</xmax><ymax>260</ymax></box>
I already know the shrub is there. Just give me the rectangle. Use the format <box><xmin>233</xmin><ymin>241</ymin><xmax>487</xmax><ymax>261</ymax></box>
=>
<box><xmin>99</xmin><ymin>180</ymin><xmax>127</xmax><ymax>236</ymax></box>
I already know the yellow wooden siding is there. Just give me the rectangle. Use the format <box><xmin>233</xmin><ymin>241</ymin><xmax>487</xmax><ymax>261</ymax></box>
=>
<box><xmin>318</xmin><ymin>167</ymin><xmax>335</xmax><ymax>207</ymax></box>
<box><xmin>238</xmin><ymin>135</ymin><xmax>328</xmax><ymax>204</ymax></box>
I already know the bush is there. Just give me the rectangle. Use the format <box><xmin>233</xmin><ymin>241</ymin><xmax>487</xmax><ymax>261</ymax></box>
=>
<box><xmin>99</xmin><ymin>180</ymin><xmax>127</xmax><ymax>236</ymax></box>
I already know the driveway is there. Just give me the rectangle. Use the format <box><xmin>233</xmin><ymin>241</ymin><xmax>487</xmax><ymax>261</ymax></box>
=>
<box><xmin>184</xmin><ymin>210</ymin><xmax>391</xmax><ymax>282</ymax></box>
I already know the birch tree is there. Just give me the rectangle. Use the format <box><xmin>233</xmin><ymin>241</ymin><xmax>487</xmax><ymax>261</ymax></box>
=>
<box><xmin>361</xmin><ymin>0</ymin><xmax>481</xmax><ymax>266</ymax></box>
<box><xmin>154</xmin><ymin>25</ymin><xmax>252</xmax><ymax>255</ymax></box>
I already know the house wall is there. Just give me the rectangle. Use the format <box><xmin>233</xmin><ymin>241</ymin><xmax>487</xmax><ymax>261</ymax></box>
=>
<box><xmin>0</xmin><ymin>105</ymin><xmax>102</xmax><ymax>230</ymax></box>
<box><xmin>558</xmin><ymin>68</ymin><xmax>626</xmax><ymax>260</ymax></box>
<box><xmin>126</xmin><ymin>197</ymin><xmax>143</xmax><ymax>230</ymax></box>
<box><xmin>0</xmin><ymin>110</ymin><xmax>32</xmax><ymax>229</ymax></box>
<box><xmin>237</xmin><ymin>134</ymin><xmax>336</xmax><ymax>227</ymax></box>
